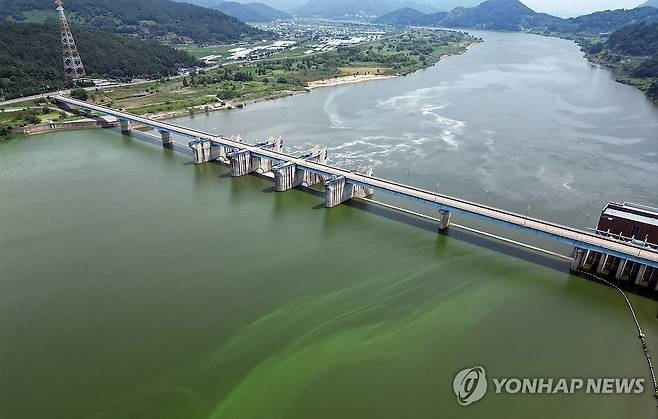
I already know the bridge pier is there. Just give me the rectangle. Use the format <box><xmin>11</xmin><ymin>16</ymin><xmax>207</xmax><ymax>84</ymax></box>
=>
<box><xmin>571</xmin><ymin>248</ymin><xmax>585</xmax><ymax>271</ymax></box>
<box><xmin>615</xmin><ymin>259</ymin><xmax>628</xmax><ymax>280</ymax></box>
<box><xmin>596</xmin><ymin>253</ymin><xmax>609</xmax><ymax>274</ymax></box>
<box><xmin>272</xmin><ymin>162</ymin><xmax>303</xmax><ymax>191</ymax></box>
<box><xmin>228</xmin><ymin>149</ymin><xmax>253</xmax><ymax>177</ymax></box>
<box><xmin>120</xmin><ymin>119</ymin><xmax>131</xmax><ymax>133</ymax></box>
<box><xmin>272</xmin><ymin>146</ymin><xmax>328</xmax><ymax>191</ymax></box>
<box><xmin>438</xmin><ymin>209</ymin><xmax>451</xmax><ymax>231</ymax></box>
<box><xmin>189</xmin><ymin>139</ymin><xmax>221</xmax><ymax>164</ymax></box>
<box><xmin>635</xmin><ymin>264</ymin><xmax>648</xmax><ymax>286</ymax></box>
<box><xmin>324</xmin><ymin>167</ymin><xmax>374</xmax><ymax>208</ymax></box>
<box><xmin>159</xmin><ymin>130</ymin><xmax>173</xmax><ymax>147</ymax></box>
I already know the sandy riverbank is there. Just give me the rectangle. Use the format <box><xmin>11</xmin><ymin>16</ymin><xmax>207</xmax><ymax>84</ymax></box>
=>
<box><xmin>306</xmin><ymin>74</ymin><xmax>394</xmax><ymax>90</ymax></box>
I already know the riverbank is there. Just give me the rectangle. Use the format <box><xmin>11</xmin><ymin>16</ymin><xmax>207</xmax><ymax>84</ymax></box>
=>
<box><xmin>584</xmin><ymin>52</ymin><xmax>658</xmax><ymax>104</ymax></box>
<box><xmin>85</xmin><ymin>30</ymin><xmax>479</xmax><ymax>119</ymax></box>
<box><xmin>543</xmin><ymin>33</ymin><xmax>658</xmax><ymax>104</ymax></box>
<box><xmin>306</xmin><ymin>74</ymin><xmax>395</xmax><ymax>90</ymax></box>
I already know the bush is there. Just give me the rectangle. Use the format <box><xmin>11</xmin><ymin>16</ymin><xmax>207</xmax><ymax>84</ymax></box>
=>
<box><xmin>217</xmin><ymin>90</ymin><xmax>238</xmax><ymax>100</ymax></box>
<box><xmin>233</xmin><ymin>71</ymin><xmax>253</xmax><ymax>82</ymax></box>
<box><xmin>0</xmin><ymin>123</ymin><xmax>13</xmax><ymax>136</ymax></box>
<box><xmin>70</xmin><ymin>87</ymin><xmax>88</xmax><ymax>101</ymax></box>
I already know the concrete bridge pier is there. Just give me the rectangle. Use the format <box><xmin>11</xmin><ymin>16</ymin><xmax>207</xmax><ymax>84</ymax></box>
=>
<box><xmin>272</xmin><ymin>162</ymin><xmax>302</xmax><ymax>191</ymax></box>
<box><xmin>324</xmin><ymin>167</ymin><xmax>374</xmax><ymax>208</ymax></box>
<box><xmin>596</xmin><ymin>253</ymin><xmax>609</xmax><ymax>274</ymax></box>
<box><xmin>159</xmin><ymin>130</ymin><xmax>173</xmax><ymax>147</ymax></box>
<box><xmin>438</xmin><ymin>209</ymin><xmax>451</xmax><ymax>231</ymax></box>
<box><xmin>120</xmin><ymin>119</ymin><xmax>131</xmax><ymax>133</ymax></box>
<box><xmin>571</xmin><ymin>248</ymin><xmax>585</xmax><ymax>271</ymax></box>
<box><xmin>228</xmin><ymin>149</ymin><xmax>253</xmax><ymax>177</ymax></box>
<box><xmin>615</xmin><ymin>259</ymin><xmax>628</xmax><ymax>280</ymax></box>
<box><xmin>324</xmin><ymin>176</ymin><xmax>347</xmax><ymax>208</ymax></box>
<box><xmin>635</xmin><ymin>264</ymin><xmax>648</xmax><ymax>286</ymax></box>
<box><xmin>189</xmin><ymin>140</ymin><xmax>221</xmax><ymax>164</ymax></box>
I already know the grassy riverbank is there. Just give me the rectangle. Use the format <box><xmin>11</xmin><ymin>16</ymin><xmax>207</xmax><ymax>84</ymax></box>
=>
<box><xmin>0</xmin><ymin>103</ymin><xmax>72</xmax><ymax>137</ymax></box>
<box><xmin>85</xmin><ymin>30</ymin><xmax>479</xmax><ymax>118</ymax></box>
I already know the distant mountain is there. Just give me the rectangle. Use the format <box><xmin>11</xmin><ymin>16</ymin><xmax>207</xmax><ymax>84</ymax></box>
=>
<box><xmin>373</xmin><ymin>1</ymin><xmax>658</xmax><ymax>36</ymax></box>
<box><xmin>551</xmin><ymin>7</ymin><xmax>658</xmax><ymax>35</ymax></box>
<box><xmin>374</xmin><ymin>7</ymin><xmax>427</xmax><ymax>25</ymax></box>
<box><xmin>640</xmin><ymin>0</ymin><xmax>658</xmax><ymax>8</ymax></box>
<box><xmin>241</xmin><ymin>0</ymin><xmax>482</xmax><ymax>13</ymax></box>
<box><xmin>294</xmin><ymin>0</ymin><xmax>400</xmax><ymax>18</ymax></box>
<box><xmin>1</xmin><ymin>0</ymin><xmax>267</xmax><ymax>43</ymax></box>
<box><xmin>374</xmin><ymin>0</ymin><xmax>561</xmax><ymax>31</ymax></box>
<box><xmin>431</xmin><ymin>0</ymin><xmax>483</xmax><ymax>11</ymax></box>
<box><xmin>417</xmin><ymin>11</ymin><xmax>449</xmax><ymax>25</ymax></box>
<box><xmin>177</xmin><ymin>0</ymin><xmax>290</xmax><ymax>21</ymax></box>
<box><xmin>293</xmin><ymin>0</ymin><xmax>442</xmax><ymax>19</ymax></box>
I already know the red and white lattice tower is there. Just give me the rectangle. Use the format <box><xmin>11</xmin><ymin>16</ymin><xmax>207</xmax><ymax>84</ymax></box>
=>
<box><xmin>55</xmin><ymin>0</ymin><xmax>86</xmax><ymax>80</ymax></box>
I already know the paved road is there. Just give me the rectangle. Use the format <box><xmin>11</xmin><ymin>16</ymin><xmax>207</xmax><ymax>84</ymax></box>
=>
<box><xmin>54</xmin><ymin>95</ymin><xmax>658</xmax><ymax>268</ymax></box>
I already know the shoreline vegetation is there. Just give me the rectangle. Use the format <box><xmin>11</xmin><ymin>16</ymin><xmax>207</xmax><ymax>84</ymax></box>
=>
<box><xmin>538</xmin><ymin>24</ymin><xmax>658</xmax><ymax>104</ymax></box>
<box><xmin>96</xmin><ymin>29</ymin><xmax>478</xmax><ymax>119</ymax></box>
<box><xmin>1</xmin><ymin>29</ymin><xmax>478</xmax><ymax>138</ymax></box>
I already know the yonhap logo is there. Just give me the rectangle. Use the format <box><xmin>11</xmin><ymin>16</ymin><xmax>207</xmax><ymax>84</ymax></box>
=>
<box><xmin>453</xmin><ymin>366</ymin><xmax>487</xmax><ymax>406</ymax></box>
<box><xmin>452</xmin><ymin>365</ymin><xmax>645</xmax><ymax>406</ymax></box>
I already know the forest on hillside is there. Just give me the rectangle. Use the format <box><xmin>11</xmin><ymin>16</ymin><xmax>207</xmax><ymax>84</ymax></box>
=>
<box><xmin>0</xmin><ymin>22</ymin><xmax>200</xmax><ymax>99</ymax></box>
<box><xmin>1</xmin><ymin>0</ymin><xmax>267</xmax><ymax>43</ymax></box>
<box><xmin>604</xmin><ymin>22</ymin><xmax>658</xmax><ymax>56</ymax></box>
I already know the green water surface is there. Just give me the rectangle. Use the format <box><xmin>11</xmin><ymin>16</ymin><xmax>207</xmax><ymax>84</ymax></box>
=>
<box><xmin>1</xmin><ymin>131</ymin><xmax>657</xmax><ymax>419</ymax></box>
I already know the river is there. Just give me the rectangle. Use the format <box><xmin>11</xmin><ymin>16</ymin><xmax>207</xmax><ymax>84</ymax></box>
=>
<box><xmin>1</xmin><ymin>31</ymin><xmax>657</xmax><ymax>419</ymax></box>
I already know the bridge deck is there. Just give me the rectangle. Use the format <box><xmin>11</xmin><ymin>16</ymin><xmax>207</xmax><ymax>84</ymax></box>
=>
<box><xmin>54</xmin><ymin>96</ymin><xmax>658</xmax><ymax>268</ymax></box>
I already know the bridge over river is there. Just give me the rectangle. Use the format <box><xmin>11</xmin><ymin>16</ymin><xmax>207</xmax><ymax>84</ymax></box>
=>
<box><xmin>54</xmin><ymin>96</ymin><xmax>658</xmax><ymax>290</ymax></box>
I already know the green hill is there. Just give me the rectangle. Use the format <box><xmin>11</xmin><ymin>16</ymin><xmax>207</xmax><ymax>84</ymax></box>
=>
<box><xmin>605</xmin><ymin>22</ymin><xmax>658</xmax><ymax>56</ymax></box>
<box><xmin>371</xmin><ymin>1</ymin><xmax>658</xmax><ymax>35</ymax></box>
<box><xmin>177</xmin><ymin>1</ymin><xmax>290</xmax><ymax>22</ymax></box>
<box><xmin>371</xmin><ymin>0</ymin><xmax>562</xmax><ymax>32</ymax></box>
<box><xmin>374</xmin><ymin>7</ymin><xmax>427</xmax><ymax>25</ymax></box>
<box><xmin>1</xmin><ymin>0</ymin><xmax>267</xmax><ymax>43</ymax></box>
<box><xmin>550</xmin><ymin>7</ymin><xmax>658</xmax><ymax>35</ymax></box>
<box><xmin>0</xmin><ymin>21</ymin><xmax>200</xmax><ymax>99</ymax></box>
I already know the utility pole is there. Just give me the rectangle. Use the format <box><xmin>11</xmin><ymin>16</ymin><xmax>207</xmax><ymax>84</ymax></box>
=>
<box><xmin>55</xmin><ymin>0</ymin><xmax>86</xmax><ymax>81</ymax></box>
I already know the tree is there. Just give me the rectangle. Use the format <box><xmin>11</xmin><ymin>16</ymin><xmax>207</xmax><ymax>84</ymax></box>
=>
<box><xmin>233</xmin><ymin>71</ymin><xmax>253</xmax><ymax>82</ymax></box>
<box><xmin>23</xmin><ymin>111</ymin><xmax>40</xmax><ymax>125</ymax></box>
<box><xmin>70</xmin><ymin>87</ymin><xmax>89</xmax><ymax>101</ymax></box>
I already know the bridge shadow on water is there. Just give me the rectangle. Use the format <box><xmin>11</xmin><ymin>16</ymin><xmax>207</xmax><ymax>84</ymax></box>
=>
<box><xmin>341</xmin><ymin>198</ymin><xmax>571</xmax><ymax>274</ymax></box>
<box><xmin>270</xmin><ymin>184</ymin><xmax>571</xmax><ymax>273</ymax></box>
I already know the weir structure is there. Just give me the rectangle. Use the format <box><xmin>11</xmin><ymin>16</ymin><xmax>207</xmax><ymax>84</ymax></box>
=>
<box><xmin>53</xmin><ymin>96</ymin><xmax>658</xmax><ymax>293</ymax></box>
